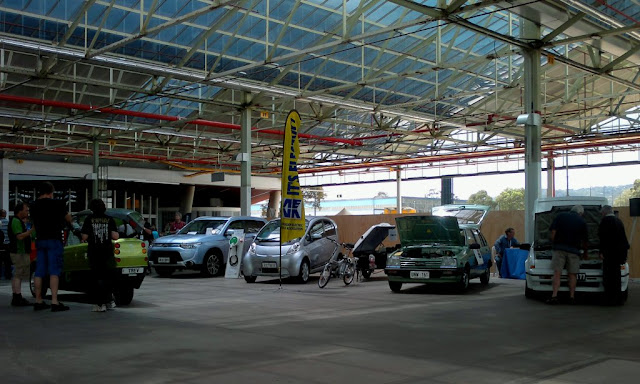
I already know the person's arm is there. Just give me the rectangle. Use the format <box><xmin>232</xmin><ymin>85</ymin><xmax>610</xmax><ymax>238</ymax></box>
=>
<box><xmin>13</xmin><ymin>220</ymin><xmax>33</xmax><ymax>241</ymax></box>
<box><xmin>550</xmin><ymin>229</ymin><xmax>556</xmax><ymax>242</ymax></box>
<box><xmin>512</xmin><ymin>237</ymin><xmax>520</xmax><ymax>247</ymax></box>
<box><xmin>109</xmin><ymin>218</ymin><xmax>119</xmax><ymax>240</ymax></box>
<box><xmin>80</xmin><ymin>215</ymin><xmax>91</xmax><ymax>243</ymax></box>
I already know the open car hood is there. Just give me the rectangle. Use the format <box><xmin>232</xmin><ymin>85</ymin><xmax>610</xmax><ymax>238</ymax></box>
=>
<box><xmin>534</xmin><ymin>205</ymin><xmax>603</xmax><ymax>250</ymax></box>
<box><xmin>431</xmin><ymin>204</ymin><xmax>490</xmax><ymax>228</ymax></box>
<box><xmin>395</xmin><ymin>216</ymin><xmax>463</xmax><ymax>247</ymax></box>
<box><xmin>352</xmin><ymin>223</ymin><xmax>395</xmax><ymax>254</ymax></box>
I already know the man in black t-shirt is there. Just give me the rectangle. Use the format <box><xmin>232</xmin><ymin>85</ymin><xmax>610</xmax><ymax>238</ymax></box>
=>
<box><xmin>81</xmin><ymin>199</ymin><xmax>119</xmax><ymax>312</ymax></box>
<box><xmin>30</xmin><ymin>182</ymin><xmax>69</xmax><ymax>312</ymax></box>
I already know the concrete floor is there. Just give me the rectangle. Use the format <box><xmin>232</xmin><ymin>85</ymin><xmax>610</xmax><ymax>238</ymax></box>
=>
<box><xmin>1</xmin><ymin>271</ymin><xmax>639</xmax><ymax>384</ymax></box>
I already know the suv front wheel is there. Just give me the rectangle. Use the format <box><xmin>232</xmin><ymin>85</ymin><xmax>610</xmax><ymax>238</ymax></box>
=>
<box><xmin>201</xmin><ymin>251</ymin><xmax>223</xmax><ymax>277</ymax></box>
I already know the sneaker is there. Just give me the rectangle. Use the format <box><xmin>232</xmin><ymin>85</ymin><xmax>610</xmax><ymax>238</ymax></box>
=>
<box><xmin>106</xmin><ymin>301</ymin><xmax>116</xmax><ymax>310</ymax></box>
<box><xmin>51</xmin><ymin>302</ymin><xmax>70</xmax><ymax>312</ymax></box>
<box><xmin>11</xmin><ymin>295</ymin><xmax>33</xmax><ymax>307</ymax></box>
<box><xmin>545</xmin><ymin>296</ymin><xmax>559</xmax><ymax>305</ymax></box>
<box><xmin>92</xmin><ymin>304</ymin><xmax>107</xmax><ymax>312</ymax></box>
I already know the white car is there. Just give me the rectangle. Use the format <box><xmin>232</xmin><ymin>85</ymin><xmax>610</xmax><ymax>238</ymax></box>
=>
<box><xmin>524</xmin><ymin>196</ymin><xmax>629</xmax><ymax>302</ymax></box>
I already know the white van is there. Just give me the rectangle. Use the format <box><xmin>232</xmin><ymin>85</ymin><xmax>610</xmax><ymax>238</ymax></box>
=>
<box><xmin>524</xmin><ymin>196</ymin><xmax>629</xmax><ymax>302</ymax></box>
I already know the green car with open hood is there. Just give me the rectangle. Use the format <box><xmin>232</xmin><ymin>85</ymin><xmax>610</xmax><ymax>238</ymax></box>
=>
<box><xmin>384</xmin><ymin>205</ymin><xmax>492</xmax><ymax>292</ymax></box>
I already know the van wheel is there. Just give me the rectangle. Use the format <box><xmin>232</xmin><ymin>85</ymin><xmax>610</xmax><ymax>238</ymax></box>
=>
<box><xmin>296</xmin><ymin>260</ymin><xmax>310</xmax><ymax>284</ymax></box>
<box><xmin>458</xmin><ymin>267</ymin><xmax>470</xmax><ymax>291</ymax></box>
<box><xmin>114</xmin><ymin>285</ymin><xmax>134</xmax><ymax>306</ymax></box>
<box><xmin>525</xmin><ymin>281</ymin><xmax>534</xmax><ymax>299</ymax></box>
<box><xmin>201</xmin><ymin>251</ymin><xmax>223</xmax><ymax>277</ymax></box>
<box><xmin>389</xmin><ymin>281</ymin><xmax>402</xmax><ymax>293</ymax></box>
<box><xmin>480</xmin><ymin>268</ymin><xmax>490</xmax><ymax>285</ymax></box>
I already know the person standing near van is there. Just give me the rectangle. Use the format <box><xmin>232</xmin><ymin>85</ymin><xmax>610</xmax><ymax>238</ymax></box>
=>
<box><xmin>547</xmin><ymin>205</ymin><xmax>588</xmax><ymax>305</ymax></box>
<box><xmin>598</xmin><ymin>205</ymin><xmax>629</xmax><ymax>305</ymax></box>
<box><xmin>31</xmin><ymin>181</ymin><xmax>70</xmax><ymax>312</ymax></box>
<box><xmin>493</xmin><ymin>228</ymin><xmax>519</xmax><ymax>278</ymax></box>
<box><xmin>81</xmin><ymin>198</ymin><xmax>119</xmax><ymax>312</ymax></box>
<box><xmin>8</xmin><ymin>202</ymin><xmax>34</xmax><ymax>306</ymax></box>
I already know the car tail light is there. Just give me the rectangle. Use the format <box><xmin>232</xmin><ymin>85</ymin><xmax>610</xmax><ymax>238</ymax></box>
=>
<box><xmin>114</xmin><ymin>249</ymin><xmax>121</xmax><ymax>255</ymax></box>
<box><xmin>140</xmin><ymin>242</ymin><xmax>146</xmax><ymax>248</ymax></box>
<box><xmin>142</xmin><ymin>249</ymin><xmax>147</xmax><ymax>254</ymax></box>
<box><xmin>115</xmin><ymin>257</ymin><xmax>121</xmax><ymax>263</ymax></box>
<box><xmin>115</xmin><ymin>243</ymin><xmax>120</xmax><ymax>248</ymax></box>
<box><xmin>144</xmin><ymin>257</ymin><xmax>148</xmax><ymax>262</ymax></box>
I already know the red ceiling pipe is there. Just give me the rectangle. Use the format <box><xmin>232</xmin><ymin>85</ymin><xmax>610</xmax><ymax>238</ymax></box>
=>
<box><xmin>299</xmin><ymin>134</ymin><xmax>640</xmax><ymax>174</ymax></box>
<box><xmin>0</xmin><ymin>94</ymin><xmax>363</xmax><ymax>146</ymax></box>
<box><xmin>0</xmin><ymin>142</ymin><xmax>234</xmax><ymax>166</ymax></box>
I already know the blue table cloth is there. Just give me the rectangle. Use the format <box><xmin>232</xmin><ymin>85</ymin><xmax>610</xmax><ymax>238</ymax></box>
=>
<box><xmin>501</xmin><ymin>248</ymin><xmax>529</xmax><ymax>280</ymax></box>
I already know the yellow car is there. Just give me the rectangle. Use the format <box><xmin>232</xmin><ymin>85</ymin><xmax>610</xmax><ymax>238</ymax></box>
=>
<box><xmin>30</xmin><ymin>208</ymin><xmax>148</xmax><ymax>305</ymax></box>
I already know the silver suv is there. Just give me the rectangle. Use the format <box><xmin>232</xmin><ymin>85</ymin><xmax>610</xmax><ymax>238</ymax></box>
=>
<box><xmin>148</xmin><ymin>216</ymin><xmax>267</xmax><ymax>277</ymax></box>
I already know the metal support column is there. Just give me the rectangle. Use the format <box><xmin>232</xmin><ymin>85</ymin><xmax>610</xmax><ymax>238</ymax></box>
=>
<box><xmin>441</xmin><ymin>177</ymin><xmax>453</xmax><ymax>205</ymax></box>
<box><xmin>92</xmin><ymin>140</ymin><xmax>99</xmax><ymax>199</ymax></box>
<box><xmin>267</xmin><ymin>190</ymin><xmax>280</xmax><ymax>220</ymax></box>
<box><xmin>0</xmin><ymin>159</ymin><xmax>8</xmax><ymax>212</ymax></box>
<box><xmin>522</xmin><ymin>18</ymin><xmax>542</xmax><ymax>244</ymax></box>
<box><xmin>547</xmin><ymin>155</ymin><xmax>555</xmax><ymax>197</ymax></box>
<box><xmin>240</xmin><ymin>92</ymin><xmax>252</xmax><ymax>216</ymax></box>
<box><xmin>396</xmin><ymin>168</ymin><xmax>402</xmax><ymax>213</ymax></box>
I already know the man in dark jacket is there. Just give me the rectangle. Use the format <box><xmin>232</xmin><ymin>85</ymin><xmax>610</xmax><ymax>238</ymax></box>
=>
<box><xmin>598</xmin><ymin>205</ymin><xmax>630</xmax><ymax>305</ymax></box>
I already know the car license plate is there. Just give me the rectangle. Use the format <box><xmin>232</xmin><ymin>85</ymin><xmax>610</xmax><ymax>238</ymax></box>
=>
<box><xmin>410</xmin><ymin>271</ymin><xmax>429</xmax><ymax>279</ymax></box>
<box><xmin>262</xmin><ymin>262</ymin><xmax>277</xmax><ymax>269</ymax></box>
<box><xmin>121</xmin><ymin>267</ymin><xmax>144</xmax><ymax>275</ymax></box>
<box><xmin>158</xmin><ymin>257</ymin><xmax>170</xmax><ymax>263</ymax></box>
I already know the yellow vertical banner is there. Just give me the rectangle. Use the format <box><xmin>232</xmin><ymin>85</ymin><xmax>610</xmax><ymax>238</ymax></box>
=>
<box><xmin>280</xmin><ymin>110</ymin><xmax>305</xmax><ymax>244</ymax></box>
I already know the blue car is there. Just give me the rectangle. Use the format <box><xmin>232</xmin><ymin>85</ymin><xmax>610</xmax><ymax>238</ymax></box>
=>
<box><xmin>148</xmin><ymin>216</ymin><xmax>267</xmax><ymax>277</ymax></box>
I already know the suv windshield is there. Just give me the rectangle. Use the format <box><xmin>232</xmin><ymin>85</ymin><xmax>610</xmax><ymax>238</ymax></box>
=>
<box><xmin>178</xmin><ymin>219</ymin><xmax>227</xmax><ymax>235</ymax></box>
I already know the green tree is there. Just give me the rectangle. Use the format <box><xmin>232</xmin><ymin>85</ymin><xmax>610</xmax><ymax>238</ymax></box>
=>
<box><xmin>303</xmin><ymin>187</ymin><xmax>326</xmax><ymax>215</ymax></box>
<box><xmin>496</xmin><ymin>188</ymin><xmax>525</xmax><ymax>210</ymax></box>
<box><xmin>614</xmin><ymin>179</ymin><xmax>640</xmax><ymax>206</ymax></box>
<box><xmin>467</xmin><ymin>190</ymin><xmax>497</xmax><ymax>209</ymax></box>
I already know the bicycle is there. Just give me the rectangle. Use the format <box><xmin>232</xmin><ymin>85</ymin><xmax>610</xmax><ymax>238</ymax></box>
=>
<box><xmin>318</xmin><ymin>238</ymin><xmax>358</xmax><ymax>288</ymax></box>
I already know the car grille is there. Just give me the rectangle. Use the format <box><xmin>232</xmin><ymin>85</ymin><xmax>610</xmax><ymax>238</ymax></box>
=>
<box><xmin>149</xmin><ymin>250</ymin><xmax>183</xmax><ymax>263</ymax></box>
<box><xmin>400</xmin><ymin>260</ymin><xmax>441</xmax><ymax>268</ymax></box>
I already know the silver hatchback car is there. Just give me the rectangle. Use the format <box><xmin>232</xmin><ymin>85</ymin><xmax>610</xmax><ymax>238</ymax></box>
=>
<box><xmin>241</xmin><ymin>217</ymin><xmax>339</xmax><ymax>284</ymax></box>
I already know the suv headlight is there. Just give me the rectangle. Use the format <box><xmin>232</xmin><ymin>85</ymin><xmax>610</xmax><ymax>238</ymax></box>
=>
<box><xmin>249</xmin><ymin>242</ymin><xmax>256</xmax><ymax>255</ymax></box>
<box><xmin>441</xmin><ymin>256</ymin><xmax>457</xmax><ymax>268</ymax></box>
<box><xmin>180</xmin><ymin>242</ymin><xmax>202</xmax><ymax>249</ymax></box>
<box><xmin>285</xmin><ymin>242</ymin><xmax>300</xmax><ymax>255</ymax></box>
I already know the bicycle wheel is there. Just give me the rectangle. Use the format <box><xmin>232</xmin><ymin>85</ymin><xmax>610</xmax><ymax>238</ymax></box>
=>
<box><xmin>343</xmin><ymin>261</ymin><xmax>356</xmax><ymax>285</ymax></box>
<box><xmin>318</xmin><ymin>263</ymin><xmax>332</xmax><ymax>288</ymax></box>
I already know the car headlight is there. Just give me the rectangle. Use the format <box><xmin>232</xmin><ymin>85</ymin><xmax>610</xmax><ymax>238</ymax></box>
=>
<box><xmin>249</xmin><ymin>242</ymin><xmax>256</xmax><ymax>255</ymax></box>
<box><xmin>285</xmin><ymin>242</ymin><xmax>300</xmax><ymax>255</ymax></box>
<box><xmin>180</xmin><ymin>242</ymin><xmax>202</xmax><ymax>249</ymax></box>
<box><xmin>441</xmin><ymin>256</ymin><xmax>457</xmax><ymax>268</ymax></box>
<box><xmin>386</xmin><ymin>255</ymin><xmax>400</xmax><ymax>267</ymax></box>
